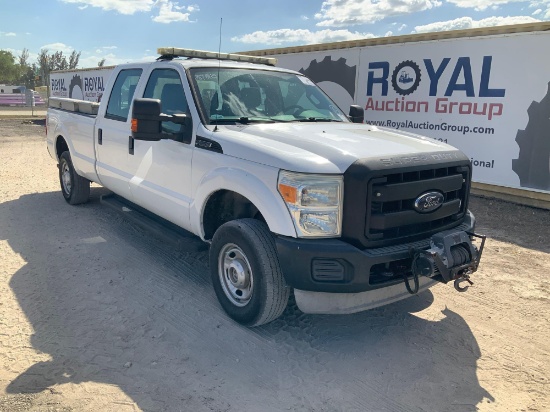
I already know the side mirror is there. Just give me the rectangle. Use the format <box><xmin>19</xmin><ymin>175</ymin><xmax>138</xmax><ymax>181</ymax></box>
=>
<box><xmin>171</xmin><ymin>114</ymin><xmax>193</xmax><ymax>144</ymax></box>
<box><xmin>131</xmin><ymin>98</ymin><xmax>193</xmax><ymax>143</ymax></box>
<box><xmin>349</xmin><ymin>105</ymin><xmax>364</xmax><ymax>123</ymax></box>
<box><xmin>132</xmin><ymin>98</ymin><xmax>163</xmax><ymax>141</ymax></box>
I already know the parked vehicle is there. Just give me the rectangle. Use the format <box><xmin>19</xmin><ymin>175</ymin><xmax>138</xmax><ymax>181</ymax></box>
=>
<box><xmin>46</xmin><ymin>48</ymin><xmax>484</xmax><ymax>326</ymax></box>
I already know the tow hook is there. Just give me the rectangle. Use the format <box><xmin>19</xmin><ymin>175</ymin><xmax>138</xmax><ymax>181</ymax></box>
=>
<box><xmin>454</xmin><ymin>274</ymin><xmax>474</xmax><ymax>292</ymax></box>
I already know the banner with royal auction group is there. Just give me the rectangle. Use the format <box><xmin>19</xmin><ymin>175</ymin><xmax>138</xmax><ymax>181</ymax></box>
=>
<box><xmin>50</xmin><ymin>67</ymin><xmax>114</xmax><ymax>103</ymax></box>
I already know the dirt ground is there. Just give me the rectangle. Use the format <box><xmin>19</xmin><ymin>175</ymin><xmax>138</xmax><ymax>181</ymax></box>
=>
<box><xmin>0</xmin><ymin>118</ymin><xmax>548</xmax><ymax>412</ymax></box>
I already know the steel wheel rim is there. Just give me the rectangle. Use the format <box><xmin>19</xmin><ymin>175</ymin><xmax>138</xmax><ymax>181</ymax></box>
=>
<box><xmin>61</xmin><ymin>161</ymin><xmax>72</xmax><ymax>194</ymax></box>
<box><xmin>218</xmin><ymin>243</ymin><xmax>254</xmax><ymax>307</ymax></box>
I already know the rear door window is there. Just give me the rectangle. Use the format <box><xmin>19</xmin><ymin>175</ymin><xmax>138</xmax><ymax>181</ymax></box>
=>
<box><xmin>106</xmin><ymin>69</ymin><xmax>142</xmax><ymax>121</ymax></box>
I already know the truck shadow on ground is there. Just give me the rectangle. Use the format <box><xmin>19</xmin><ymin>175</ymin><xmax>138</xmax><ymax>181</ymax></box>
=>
<box><xmin>3</xmin><ymin>189</ymin><xmax>493</xmax><ymax>411</ymax></box>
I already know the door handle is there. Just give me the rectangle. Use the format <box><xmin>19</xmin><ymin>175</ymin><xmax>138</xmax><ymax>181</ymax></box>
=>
<box><xmin>129</xmin><ymin>136</ymin><xmax>134</xmax><ymax>155</ymax></box>
<box><xmin>98</xmin><ymin>128</ymin><xmax>103</xmax><ymax>145</ymax></box>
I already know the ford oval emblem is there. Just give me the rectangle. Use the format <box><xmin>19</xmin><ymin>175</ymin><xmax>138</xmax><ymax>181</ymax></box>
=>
<box><xmin>414</xmin><ymin>191</ymin><xmax>444</xmax><ymax>213</ymax></box>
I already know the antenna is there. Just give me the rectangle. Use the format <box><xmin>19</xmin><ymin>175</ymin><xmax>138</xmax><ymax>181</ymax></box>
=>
<box><xmin>218</xmin><ymin>18</ymin><xmax>223</xmax><ymax>59</ymax></box>
<box><xmin>214</xmin><ymin>17</ymin><xmax>223</xmax><ymax>132</ymax></box>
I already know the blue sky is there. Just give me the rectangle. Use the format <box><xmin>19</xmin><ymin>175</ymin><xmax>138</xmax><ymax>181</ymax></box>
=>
<box><xmin>0</xmin><ymin>0</ymin><xmax>548</xmax><ymax>67</ymax></box>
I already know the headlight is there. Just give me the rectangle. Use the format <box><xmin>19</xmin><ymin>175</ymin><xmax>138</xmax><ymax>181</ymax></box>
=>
<box><xmin>278</xmin><ymin>171</ymin><xmax>343</xmax><ymax>237</ymax></box>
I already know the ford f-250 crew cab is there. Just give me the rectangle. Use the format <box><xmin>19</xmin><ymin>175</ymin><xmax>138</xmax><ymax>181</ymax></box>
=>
<box><xmin>47</xmin><ymin>48</ymin><xmax>485</xmax><ymax>326</ymax></box>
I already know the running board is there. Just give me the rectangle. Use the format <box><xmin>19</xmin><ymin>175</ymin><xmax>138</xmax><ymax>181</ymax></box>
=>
<box><xmin>100</xmin><ymin>193</ymin><xmax>208</xmax><ymax>252</ymax></box>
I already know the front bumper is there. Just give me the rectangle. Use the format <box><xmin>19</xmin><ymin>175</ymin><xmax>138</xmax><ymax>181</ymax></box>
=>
<box><xmin>294</xmin><ymin>277</ymin><xmax>438</xmax><ymax>314</ymax></box>
<box><xmin>275</xmin><ymin>210</ymin><xmax>476</xmax><ymax>294</ymax></box>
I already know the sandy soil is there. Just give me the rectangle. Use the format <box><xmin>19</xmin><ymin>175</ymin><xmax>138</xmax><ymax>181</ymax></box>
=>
<box><xmin>0</xmin><ymin>118</ymin><xmax>548</xmax><ymax>412</ymax></box>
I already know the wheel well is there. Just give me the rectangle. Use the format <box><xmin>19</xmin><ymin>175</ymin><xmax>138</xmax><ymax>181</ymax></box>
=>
<box><xmin>203</xmin><ymin>190</ymin><xmax>265</xmax><ymax>240</ymax></box>
<box><xmin>55</xmin><ymin>136</ymin><xmax>69</xmax><ymax>159</ymax></box>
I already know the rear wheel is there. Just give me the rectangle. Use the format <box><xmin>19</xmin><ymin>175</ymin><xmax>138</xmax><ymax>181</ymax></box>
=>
<box><xmin>59</xmin><ymin>151</ymin><xmax>90</xmax><ymax>205</ymax></box>
<box><xmin>210</xmin><ymin>219</ymin><xmax>290</xmax><ymax>326</ymax></box>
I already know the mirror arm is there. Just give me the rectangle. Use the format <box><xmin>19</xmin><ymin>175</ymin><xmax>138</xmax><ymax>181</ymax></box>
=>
<box><xmin>164</xmin><ymin>113</ymin><xmax>190</xmax><ymax>124</ymax></box>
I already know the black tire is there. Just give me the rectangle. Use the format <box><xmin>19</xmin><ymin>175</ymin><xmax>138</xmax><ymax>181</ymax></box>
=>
<box><xmin>210</xmin><ymin>219</ymin><xmax>290</xmax><ymax>326</ymax></box>
<box><xmin>59</xmin><ymin>151</ymin><xmax>90</xmax><ymax>205</ymax></box>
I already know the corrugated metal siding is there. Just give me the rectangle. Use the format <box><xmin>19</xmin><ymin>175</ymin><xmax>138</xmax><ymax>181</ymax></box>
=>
<box><xmin>239</xmin><ymin>22</ymin><xmax>550</xmax><ymax>56</ymax></box>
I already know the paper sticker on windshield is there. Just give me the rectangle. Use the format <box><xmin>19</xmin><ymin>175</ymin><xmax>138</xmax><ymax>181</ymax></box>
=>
<box><xmin>195</xmin><ymin>73</ymin><xmax>218</xmax><ymax>81</ymax></box>
<box><xmin>298</xmin><ymin>76</ymin><xmax>316</xmax><ymax>86</ymax></box>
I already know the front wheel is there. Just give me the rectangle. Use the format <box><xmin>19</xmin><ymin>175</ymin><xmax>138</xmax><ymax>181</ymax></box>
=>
<box><xmin>209</xmin><ymin>219</ymin><xmax>290</xmax><ymax>326</ymax></box>
<box><xmin>59</xmin><ymin>151</ymin><xmax>90</xmax><ymax>205</ymax></box>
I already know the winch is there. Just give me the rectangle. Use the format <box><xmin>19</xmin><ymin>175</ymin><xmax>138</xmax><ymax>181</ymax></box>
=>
<box><xmin>406</xmin><ymin>230</ymin><xmax>486</xmax><ymax>294</ymax></box>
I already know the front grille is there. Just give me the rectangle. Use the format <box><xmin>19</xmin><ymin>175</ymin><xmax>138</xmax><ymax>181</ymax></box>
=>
<box><xmin>365</xmin><ymin>166</ymin><xmax>469</xmax><ymax>244</ymax></box>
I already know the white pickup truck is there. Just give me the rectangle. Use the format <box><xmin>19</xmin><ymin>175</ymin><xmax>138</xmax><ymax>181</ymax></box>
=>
<box><xmin>47</xmin><ymin>48</ymin><xmax>484</xmax><ymax>326</ymax></box>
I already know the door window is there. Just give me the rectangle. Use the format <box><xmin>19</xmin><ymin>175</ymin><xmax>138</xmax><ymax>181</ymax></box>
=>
<box><xmin>106</xmin><ymin>69</ymin><xmax>142</xmax><ymax>121</ymax></box>
<box><xmin>143</xmin><ymin>69</ymin><xmax>189</xmax><ymax>136</ymax></box>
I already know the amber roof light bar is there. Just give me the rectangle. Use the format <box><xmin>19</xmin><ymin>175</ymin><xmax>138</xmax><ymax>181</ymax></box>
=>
<box><xmin>157</xmin><ymin>47</ymin><xmax>277</xmax><ymax>66</ymax></box>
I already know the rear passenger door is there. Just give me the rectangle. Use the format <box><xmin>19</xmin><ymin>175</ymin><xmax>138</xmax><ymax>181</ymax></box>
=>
<box><xmin>95</xmin><ymin>68</ymin><xmax>142</xmax><ymax>199</ymax></box>
<box><xmin>127</xmin><ymin>67</ymin><xmax>195</xmax><ymax>230</ymax></box>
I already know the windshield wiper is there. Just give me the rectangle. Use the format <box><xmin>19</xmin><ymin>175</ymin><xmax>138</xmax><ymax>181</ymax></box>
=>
<box><xmin>211</xmin><ymin>116</ymin><xmax>275</xmax><ymax>125</ymax></box>
<box><xmin>240</xmin><ymin>117</ymin><xmax>276</xmax><ymax>124</ymax></box>
<box><xmin>297</xmin><ymin>117</ymin><xmax>343</xmax><ymax>123</ymax></box>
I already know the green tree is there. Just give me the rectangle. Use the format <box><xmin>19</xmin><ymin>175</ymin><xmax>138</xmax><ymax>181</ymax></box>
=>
<box><xmin>0</xmin><ymin>50</ymin><xmax>19</xmax><ymax>84</ymax></box>
<box><xmin>68</xmin><ymin>50</ymin><xmax>80</xmax><ymax>69</ymax></box>
<box><xmin>0</xmin><ymin>47</ymin><xmax>82</xmax><ymax>87</ymax></box>
<box><xmin>36</xmin><ymin>48</ymin><xmax>82</xmax><ymax>86</ymax></box>
<box><xmin>37</xmin><ymin>48</ymin><xmax>49</xmax><ymax>86</ymax></box>
<box><xmin>18</xmin><ymin>48</ymin><xmax>29</xmax><ymax>68</ymax></box>
<box><xmin>16</xmin><ymin>48</ymin><xmax>36</xmax><ymax>88</ymax></box>
<box><xmin>19</xmin><ymin>65</ymin><xmax>37</xmax><ymax>89</ymax></box>
<box><xmin>50</xmin><ymin>51</ymin><xmax>68</xmax><ymax>71</ymax></box>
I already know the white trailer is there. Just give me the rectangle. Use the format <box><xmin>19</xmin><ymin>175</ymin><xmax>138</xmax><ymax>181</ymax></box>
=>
<box><xmin>242</xmin><ymin>22</ymin><xmax>550</xmax><ymax>200</ymax></box>
<box><xmin>0</xmin><ymin>85</ymin><xmax>46</xmax><ymax>106</ymax></box>
<box><xmin>49</xmin><ymin>66</ymin><xmax>115</xmax><ymax>103</ymax></box>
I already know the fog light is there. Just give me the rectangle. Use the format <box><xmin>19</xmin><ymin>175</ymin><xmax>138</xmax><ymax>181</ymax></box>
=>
<box><xmin>312</xmin><ymin>259</ymin><xmax>345</xmax><ymax>282</ymax></box>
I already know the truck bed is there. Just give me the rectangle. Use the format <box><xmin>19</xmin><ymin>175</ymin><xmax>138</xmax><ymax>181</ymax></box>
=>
<box><xmin>47</xmin><ymin>99</ymin><xmax>99</xmax><ymax>183</ymax></box>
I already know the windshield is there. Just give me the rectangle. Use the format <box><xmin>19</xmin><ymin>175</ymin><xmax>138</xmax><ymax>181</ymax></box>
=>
<box><xmin>189</xmin><ymin>68</ymin><xmax>348</xmax><ymax>125</ymax></box>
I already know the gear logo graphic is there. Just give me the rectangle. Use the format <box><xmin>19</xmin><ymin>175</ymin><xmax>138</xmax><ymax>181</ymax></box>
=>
<box><xmin>391</xmin><ymin>60</ymin><xmax>421</xmax><ymax>96</ymax></box>
<box><xmin>299</xmin><ymin>56</ymin><xmax>357</xmax><ymax>99</ymax></box>
<box><xmin>512</xmin><ymin>82</ymin><xmax>550</xmax><ymax>190</ymax></box>
<box><xmin>69</xmin><ymin>75</ymin><xmax>83</xmax><ymax>100</ymax></box>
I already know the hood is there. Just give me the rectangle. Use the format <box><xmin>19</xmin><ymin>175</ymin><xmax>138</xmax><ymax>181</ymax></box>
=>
<box><xmin>207</xmin><ymin>122</ymin><xmax>463</xmax><ymax>174</ymax></box>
